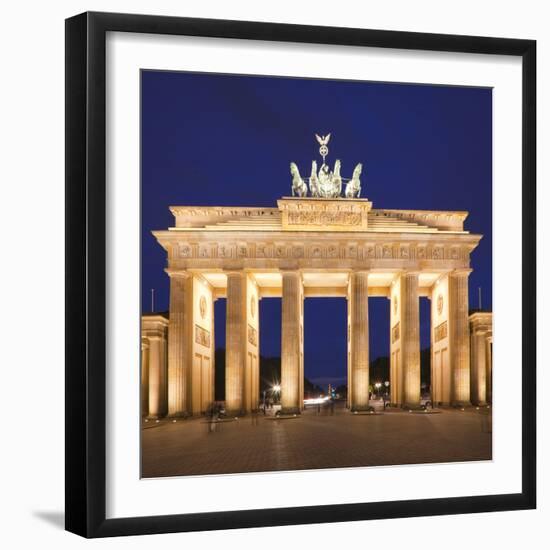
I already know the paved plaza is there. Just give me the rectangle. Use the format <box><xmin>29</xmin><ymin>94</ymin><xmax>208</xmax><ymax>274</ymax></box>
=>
<box><xmin>141</xmin><ymin>402</ymin><xmax>492</xmax><ymax>478</ymax></box>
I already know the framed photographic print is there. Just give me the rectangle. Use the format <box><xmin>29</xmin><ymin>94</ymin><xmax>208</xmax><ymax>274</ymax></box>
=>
<box><xmin>65</xmin><ymin>11</ymin><xmax>536</xmax><ymax>538</ymax></box>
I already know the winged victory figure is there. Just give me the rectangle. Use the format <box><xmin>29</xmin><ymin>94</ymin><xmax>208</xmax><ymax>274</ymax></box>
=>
<box><xmin>315</xmin><ymin>133</ymin><xmax>331</xmax><ymax>146</ymax></box>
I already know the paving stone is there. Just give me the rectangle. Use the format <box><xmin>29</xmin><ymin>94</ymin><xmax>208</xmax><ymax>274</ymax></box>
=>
<box><xmin>141</xmin><ymin>404</ymin><xmax>492</xmax><ymax>478</ymax></box>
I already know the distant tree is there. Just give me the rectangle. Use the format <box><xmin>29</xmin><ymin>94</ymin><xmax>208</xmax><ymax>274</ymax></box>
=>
<box><xmin>216</xmin><ymin>350</ymin><xmax>326</xmax><ymax>401</ymax></box>
<box><xmin>368</xmin><ymin>347</ymin><xmax>431</xmax><ymax>391</ymax></box>
<box><xmin>335</xmin><ymin>384</ymin><xmax>347</xmax><ymax>399</ymax></box>
<box><xmin>260</xmin><ymin>355</ymin><xmax>281</xmax><ymax>394</ymax></box>
<box><xmin>304</xmin><ymin>378</ymin><xmax>324</xmax><ymax>398</ymax></box>
<box><xmin>370</xmin><ymin>356</ymin><xmax>390</xmax><ymax>385</ymax></box>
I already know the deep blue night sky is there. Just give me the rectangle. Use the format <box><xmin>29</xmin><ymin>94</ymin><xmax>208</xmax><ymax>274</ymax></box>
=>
<box><xmin>141</xmin><ymin>70</ymin><xmax>492</xmax><ymax>388</ymax></box>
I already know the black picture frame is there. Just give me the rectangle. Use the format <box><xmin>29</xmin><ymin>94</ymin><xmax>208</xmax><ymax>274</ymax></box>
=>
<box><xmin>65</xmin><ymin>11</ymin><xmax>536</xmax><ymax>538</ymax></box>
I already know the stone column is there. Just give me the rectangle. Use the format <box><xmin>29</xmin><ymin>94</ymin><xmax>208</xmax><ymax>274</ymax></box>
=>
<box><xmin>486</xmin><ymin>335</ymin><xmax>493</xmax><ymax>404</ymax></box>
<box><xmin>349</xmin><ymin>271</ymin><xmax>370</xmax><ymax>411</ymax></box>
<box><xmin>148</xmin><ymin>335</ymin><xmax>164</xmax><ymax>418</ymax></box>
<box><xmin>225</xmin><ymin>272</ymin><xmax>245</xmax><ymax>415</ymax></box>
<box><xmin>401</xmin><ymin>272</ymin><xmax>421</xmax><ymax>407</ymax></box>
<box><xmin>159</xmin><ymin>333</ymin><xmax>168</xmax><ymax>417</ymax></box>
<box><xmin>449</xmin><ymin>270</ymin><xmax>471</xmax><ymax>406</ymax></box>
<box><xmin>141</xmin><ymin>339</ymin><xmax>149</xmax><ymax>417</ymax></box>
<box><xmin>167</xmin><ymin>271</ymin><xmax>191</xmax><ymax>417</ymax></box>
<box><xmin>471</xmin><ymin>331</ymin><xmax>487</xmax><ymax>405</ymax></box>
<box><xmin>281</xmin><ymin>271</ymin><xmax>303</xmax><ymax>414</ymax></box>
<box><xmin>211</xmin><ymin>300</ymin><xmax>216</xmax><ymax>405</ymax></box>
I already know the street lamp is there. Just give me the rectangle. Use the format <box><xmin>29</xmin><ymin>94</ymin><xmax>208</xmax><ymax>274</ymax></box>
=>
<box><xmin>272</xmin><ymin>384</ymin><xmax>281</xmax><ymax>405</ymax></box>
<box><xmin>374</xmin><ymin>382</ymin><xmax>382</xmax><ymax>398</ymax></box>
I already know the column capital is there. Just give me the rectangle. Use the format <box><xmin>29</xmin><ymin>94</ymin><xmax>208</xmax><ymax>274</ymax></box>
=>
<box><xmin>143</xmin><ymin>333</ymin><xmax>165</xmax><ymax>342</ymax></box>
<box><xmin>279</xmin><ymin>267</ymin><xmax>302</xmax><ymax>274</ymax></box>
<box><xmin>402</xmin><ymin>269</ymin><xmax>421</xmax><ymax>277</ymax></box>
<box><xmin>279</xmin><ymin>268</ymin><xmax>304</xmax><ymax>284</ymax></box>
<box><xmin>223</xmin><ymin>269</ymin><xmax>245</xmax><ymax>279</ymax></box>
<box><xmin>450</xmin><ymin>268</ymin><xmax>473</xmax><ymax>277</ymax></box>
<box><xmin>164</xmin><ymin>268</ymin><xmax>191</xmax><ymax>279</ymax></box>
<box><xmin>350</xmin><ymin>269</ymin><xmax>370</xmax><ymax>279</ymax></box>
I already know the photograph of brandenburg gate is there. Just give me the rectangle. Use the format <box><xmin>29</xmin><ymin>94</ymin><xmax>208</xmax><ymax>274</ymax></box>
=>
<box><xmin>141</xmin><ymin>195</ymin><xmax>493</xmax><ymax>419</ymax></box>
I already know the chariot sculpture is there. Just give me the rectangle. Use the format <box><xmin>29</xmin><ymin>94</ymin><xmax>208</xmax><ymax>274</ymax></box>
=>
<box><xmin>290</xmin><ymin>133</ymin><xmax>364</xmax><ymax>199</ymax></box>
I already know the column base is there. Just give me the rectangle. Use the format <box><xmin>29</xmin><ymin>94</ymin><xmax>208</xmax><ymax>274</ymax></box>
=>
<box><xmin>451</xmin><ymin>401</ymin><xmax>472</xmax><ymax>408</ymax></box>
<box><xmin>279</xmin><ymin>407</ymin><xmax>301</xmax><ymax>415</ymax></box>
<box><xmin>145</xmin><ymin>414</ymin><xmax>164</xmax><ymax>421</ymax></box>
<box><xmin>401</xmin><ymin>402</ymin><xmax>423</xmax><ymax>410</ymax></box>
<box><xmin>224</xmin><ymin>409</ymin><xmax>246</xmax><ymax>418</ymax></box>
<box><xmin>168</xmin><ymin>411</ymin><xmax>190</xmax><ymax>419</ymax></box>
<box><xmin>350</xmin><ymin>404</ymin><xmax>372</xmax><ymax>412</ymax></box>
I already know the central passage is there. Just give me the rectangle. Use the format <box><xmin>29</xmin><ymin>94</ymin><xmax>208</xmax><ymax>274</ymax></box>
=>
<box><xmin>303</xmin><ymin>298</ymin><xmax>348</xmax><ymax>399</ymax></box>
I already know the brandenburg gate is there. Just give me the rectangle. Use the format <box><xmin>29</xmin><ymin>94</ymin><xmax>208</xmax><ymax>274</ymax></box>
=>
<box><xmin>142</xmin><ymin>136</ymin><xmax>491</xmax><ymax>418</ymax></box>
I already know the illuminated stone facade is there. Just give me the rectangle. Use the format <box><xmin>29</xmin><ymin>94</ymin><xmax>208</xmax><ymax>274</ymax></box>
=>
<box><xmin>141</xmin><ymin>314</ymin><xmax>168</xmax><ymax>419</ymax></box>
<box><xmin>141</xmin><ymin>196</ymin><xmax>491</xmax><ymax>416</ymax></box>
<box><xmin>469</xmin><ymin>311</ymin><xmax>493</xmax><ymax>405</ymax></box>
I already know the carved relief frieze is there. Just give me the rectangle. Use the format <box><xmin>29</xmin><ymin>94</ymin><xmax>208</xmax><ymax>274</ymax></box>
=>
<box><xmin>237</xmin><ymin>244</ymin><xmax>248</xmax><ymax>258</ymax></box>
<box><xmin>195</xmin><ymin>324</ymin><xmax>211</xmax><ymax>347</ymax></box>
<box><xmin>434</xmin><ymin>321</ymin><xmax>448</xmax><ymax>343</ymax></box>
<box><xmin>217</xmin><ymin>244</ymin><xmax>233</xmax><ymax>259</ymax></box>
<box><xmin>199</xmin><ymin>295</ymin><xmax>207</xmax><ymax>319</ymax></box>
<box><xmin>432</xmin><ymin>246</ymin><xmax>444</xmax><ymax>260</ymax></box>
<box><xmin>392</xmin><ymin>322</ymin><xmax>400</xmax><ymax>344</ymax></box>
<box><xmin>292</xmin><ymin>246</ymin><xmax>305</xmax><ymax>258</ymax></box>
<box><xmin>168</xmin><ymin>238</ymin><xmax>472</xmax><ymax>266</ymax></box>
<box><xmin>198</xmin><ymin>245</ymin><xmax>211</xmax><ymax>258</ymax></box>
<box><xmin>309</xmin><ymin>245</ymin><xmax>324</xmax><ymax>259</ymax></box>
<box><xmin>248</xmin><ymin>324</ymin><xmax>258</xmax><ymax>347</ymax></box>
<box><xmin>179</xmin><ymin>244</ymin><xmax>192</xmax><ymax>258</ymax></box>
<box><xmin>256</xmin><ymin>243</ymin><xmax>270</xmax><ymax>258</ymax></box>
<box><xmin>346</xmin><ymin>244</ymin><xmax>358</xmax><ymax>259</ymax></box>
<box><xmin>437</xmin><ymin>294</ymin><xmax>444</xmax><ymax>316</ymax></box>
<box><xmin>278</xmin><ymin>198</ymin><xmax>372</xmax><ymax>231</ymax></box>
<box><xmin>287</xmin><ymin>210</ymin><xmax>362</xmax><ymax>227</ymax></box>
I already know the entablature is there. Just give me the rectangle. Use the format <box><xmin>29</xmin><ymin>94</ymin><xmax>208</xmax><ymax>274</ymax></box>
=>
<box><xmin>153</xmin><ymin>230</ymin><xmax>481</xmax><ymax>272</ymax></box>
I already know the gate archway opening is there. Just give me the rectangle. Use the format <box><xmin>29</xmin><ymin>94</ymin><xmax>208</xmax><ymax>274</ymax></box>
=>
<box><xmin>303</xmin><ymin>297</ymin><xmax>347</xmax><ymax>407</ymax></box>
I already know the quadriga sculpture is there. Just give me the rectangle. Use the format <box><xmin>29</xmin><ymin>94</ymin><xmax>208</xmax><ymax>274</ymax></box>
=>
<box><xmin>290</xmin><ymin>162</ymin><xmax>308</xmax><ymax>197</ymax></box>
<box><xmin>345</xmin><ymin>163</ymin><xmax>363</xmax><ymax>198</ymax></box>
<box><xmin>290</xmin><ymin>135</ymin><xmax>364</xmax><ymax>199</ymax></box>
<box><xmin>332</xmin><ymin>159</ymin><xmax>343</xmax><ymax>196</ymax></box>
<box><xmin>309</xmin><ymin>160</ymin><xmax>320</xmax><ymax>197</ymax></box>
